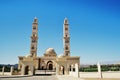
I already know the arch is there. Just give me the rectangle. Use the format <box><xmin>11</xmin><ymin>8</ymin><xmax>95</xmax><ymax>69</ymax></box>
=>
<box><xmin>47</xmin><ymin>61</ymin><xmax>53</xmax><ymax>70</ymax></box>
<box><xmin>31</xmin><ymin>46</ymin><xmax>34</xmax><ymax>49</ymax></box>
<box><xmin>49</xmin><ymin>64</ymin><xmax>53</xmax><ymax>70</ymax></box>
<box><xmin>25</xmin><ymin>66</ymin><xmax>29</xmax><ymax>75</ymax></box>
<box><xmin>60</xmin><ymin>65</ymin><xmax>65</xmax><ymax>75</ymax></box>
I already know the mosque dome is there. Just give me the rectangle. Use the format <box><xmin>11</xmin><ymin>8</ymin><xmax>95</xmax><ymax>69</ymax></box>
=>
<box><xmin>25</xmin><ymin>54</ymin><xmax>32</xmax><ymax>57</ymax></box>
<box><xmin>45</xmin><ymin>48</ymin><xmax>54</xmax><ymax>54</ymax></box>
<box><xmin>44</xmin><ymin>48</ymin><xmax>57</xmax><ymax>57</ymax></box>
<box><xmin>58</xmin><ymin>54</ymin><xmax>64</xmax><ymax>58</ymax></box>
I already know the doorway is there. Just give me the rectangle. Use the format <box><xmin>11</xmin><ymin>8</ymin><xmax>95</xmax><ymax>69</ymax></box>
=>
<box><xmin>25</xmin><ymin>66</ymin><xmax>29</xmax><ymax>75</ymax></box>
<box><xmin>60</xmin><ymin>66</ymin><xmax>65</xmax><ymax>75</ymax></box>
<box><xmin>49</xmin><ymin>64</ymin><xmax>53</xmax><ymax>70</ymax></box>
<box><xmin>47</xmin><ymin>61</ymin><xmax>53</xmax><ymax>70</ymax></box>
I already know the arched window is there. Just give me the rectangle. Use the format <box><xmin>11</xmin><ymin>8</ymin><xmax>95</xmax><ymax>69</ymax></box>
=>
<box><xmin>65</xmin><ymin>27</ymin><xmax>68</xmax><ymax>30</ymax></box>
<box><xmin>31</xmin><ymin>46</ymin><xmax>34</xmax><ymax>49</ymax></box>
<box><xmin>66</xmin><ymin>46</ymin><xmax>68</xmax><ymax>50</ymax></box>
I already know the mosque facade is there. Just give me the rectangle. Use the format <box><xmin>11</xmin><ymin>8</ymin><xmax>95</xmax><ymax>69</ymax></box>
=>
<box><xmin>18</xmin><ymin>18</ymin><xmax>80</xmax><ymax>75</ymax></box>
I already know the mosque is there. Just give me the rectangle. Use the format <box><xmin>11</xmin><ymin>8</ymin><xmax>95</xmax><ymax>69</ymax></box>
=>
<box><xmin>18</xmin><ymin>17</ymin><xmax>80</xmax><ymax>75</ymax></box>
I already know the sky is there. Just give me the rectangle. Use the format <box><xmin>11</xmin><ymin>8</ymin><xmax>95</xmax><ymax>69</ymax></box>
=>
<box><xmin>0</xmin><ymin>0</ymin><xmax>120</xmax><ymax>64</ymax></box>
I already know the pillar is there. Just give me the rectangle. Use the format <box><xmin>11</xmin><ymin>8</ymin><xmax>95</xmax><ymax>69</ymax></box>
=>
<box><xmin>75</xmin><ymin>63</ymin><xmax>79</xmax><ymax>78</ymax></box>
<box><xmin>29</xmin><ymin>65</ymin><xmax>34</xmax><ymax>75</ymax></box>
<box><xmin>2</xmin><ymin>66</ymin><xmax>4</xmax><ymax>76</ymax></box>
<box><xmin>71</xmin><ymin>64</ymin><xmax>74</xmax><ymax>71</ymax></box>
<box><xmin>21</xmin><ymin>65</ymin><xmax>25</xmax><ymax>75</ymax></box>
<box><xmin>10</xmin><ymin>66</ymin><xmax>14</xmax><ymax>75</ymax></box>
<box><xmin>97</xmin><ymin>62</ymin><xmax>102</xmax><ymax>78</ymax></box>
<box><xmin>66</xmin><ymin>64</ymin><xmax>70</xmax><ymax>75</ymax></box>
<box><xmin>56</xmin><ymin>64</ymin><xmax>59</xmax><ymax>75</ymax></box>
<box><xmin>64</xmin><ymin>64</ymin><xmax>68</xmax><ymax>75</ymax></box>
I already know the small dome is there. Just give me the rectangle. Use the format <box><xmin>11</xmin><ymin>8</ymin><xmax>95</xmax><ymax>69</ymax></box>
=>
<box><xmin>44</xmin><ymin>48</ymin><xmax>57</xmax><ymax>57</ymax></box>
<box><xmin>58</xmin><ymin>54</ymin><xmax>64</xmax><ymax>58</ymax></box>
<box><xmin>45</xmin><ymin>48</ymin><xmax>55</xmax><ymax>54</ymax></box>
<box><xmin>25</xmin><ymin>54</ymin><xmax>32</xmax><ymax>57</ymax></box>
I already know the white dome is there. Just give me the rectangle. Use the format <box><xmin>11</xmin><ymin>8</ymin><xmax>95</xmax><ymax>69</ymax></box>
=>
<box><xmin>45</xmin><ymin>48</ymin><xmax>55</xmax><ymax>54</ymax></box>
<box><xmin>26</xmin><ymin>54</ymin><xmax>32</xmax><ymax>57</ymax></box>
<box><xmin>44</xmin><ymin>48</ymin><xmax>56</xmax><ymax>56</ymax></box>
<box><xmin>58</xmin><ymin>54</ymin><xmax>64</xmax><ymax>58</ymax></box>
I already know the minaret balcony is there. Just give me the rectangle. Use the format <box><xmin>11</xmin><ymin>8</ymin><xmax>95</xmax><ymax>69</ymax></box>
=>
<box><xmin>32</xmin><ymin>22</ymin><xmax>38</xmax><ymax>25</ymax></box>
<box><xmin>63</xmin><ymin>37</ymin><xmax>70</xmax><ymax>39</ymax></box>
<box><xmin>31</xmin><ymin>36</ymin><xmax>38</xmax><ymax>39</ymax></box>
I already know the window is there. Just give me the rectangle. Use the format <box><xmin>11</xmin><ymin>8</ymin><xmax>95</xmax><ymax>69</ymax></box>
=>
<box><xmin>65</xmin><ymin>27</ymin><xmax>68</xmax><ymax>30</ymax></box>
<box><xmin>32</xmin><ymin>40</ymin><xmax>36</xmax><ymax>43</ymax></box>
<box><xmin>66</xmin><ymin>46</ymin><xmax>68</xmax><ymax>50</ymax></box>
<box><xmin>33</xmin><ymin>34</ymin><xmax>35</xmax><ymax>36</ymax></box>
<box><xmin>33</xmin><ymin>26</ymin><xmax>36</xmax><ymax>30</ymax></box>
<box><xmin>65</xmin><ymin>35</ymin><xmax>67</xmax><ymax>37</ymax></box>
<box><xmin>65</xmin><ymin>40</ymin><xmax>69</xmax><ymax>43</ymax></box>
<box><xmin>31</xmin><ymin>46</ymin><xmax>34</xmax><ymax>49</ymax></box>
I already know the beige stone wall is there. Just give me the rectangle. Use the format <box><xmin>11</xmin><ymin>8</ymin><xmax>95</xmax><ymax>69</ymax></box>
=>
<box><xmin>56</xmin><ymin>56</ymin><xmax>80</xmax><ymax>75</ymax></box>
<box><xmin>39</xmin><ymin>57</ymin><xmax>57</xmax><ymax>70</ymax></box>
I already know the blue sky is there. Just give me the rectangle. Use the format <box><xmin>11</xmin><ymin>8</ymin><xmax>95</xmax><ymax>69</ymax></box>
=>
<box><xmin>0</xmin><ymin>0</ymin><xmax>120</xmax><ymax>64</ymax></box>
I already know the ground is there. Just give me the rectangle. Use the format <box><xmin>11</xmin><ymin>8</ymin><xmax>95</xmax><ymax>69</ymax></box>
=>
<box><xmin>0</xmin><ymin>75</ymin><xmax>120</xmax><ymax>80</ymax></box>
<box><xmin>84</xmin><ymin>79</ymin><xmax>120</xmax><ymax>80</ymax></box>
<box><xmin>0</xmin><ymin>75</ymin><xmax>58</xmax><ymax>80</ymax></box>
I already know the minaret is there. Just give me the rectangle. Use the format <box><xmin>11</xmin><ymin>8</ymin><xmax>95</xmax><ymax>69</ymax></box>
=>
<box><xmin>30</xmin><ymin>17</ymin><xmax>38</xmax><ymax>57</ymax></box>
<box><xmin>63</xmin><ymin>18</ymin><xmax>70</xmax><ymax>56</ymax></box>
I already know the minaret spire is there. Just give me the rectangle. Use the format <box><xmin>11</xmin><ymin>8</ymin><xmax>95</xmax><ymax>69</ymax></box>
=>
<box><xmin>30</xmin><ymin>17</ymin><xmax>38</xmax><ymax>57</ymax></box>
<box><xmin>63</xmin><ymin>18</ymin><xmax>70</xmax><ymax>56</ymax></box>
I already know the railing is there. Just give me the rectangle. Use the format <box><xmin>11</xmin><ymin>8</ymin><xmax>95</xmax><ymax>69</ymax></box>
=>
<box><xmin>35</xmin><ymin>70</ymin><xmax>56</xmax><ymax>75</ymax></box>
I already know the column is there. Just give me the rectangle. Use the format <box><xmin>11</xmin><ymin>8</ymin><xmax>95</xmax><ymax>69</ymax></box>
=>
<box><xmin>97</xmin><ymin>62</ymin><xmax>102</xmax><ymax>78</ymax></box>
<box><xmin>21</xmin><ymin>65</ymin><xmax>25</xmax><ymax>75</ymax></box>
<box><xmin>2</xmin><ymin>66</ymin><xmax>4</xmax><ymax>76</ymax></box>
<box><xmin>56</xmin><ymin>64</ymin><xmax>59</xmax><ymax>75</ymax></box>
<box><xmin>71</xmin><ymin>64</ymin><xmax>74</xmax><ymax>72</ymax></box>
<box><xmin>66</xmin><ymin>64</ymin><xmax>69</xmax><ymax>75</ymax></box>
<box><xmin>10</xmin><ymin>66</ymin><xmax>14</xmax><ymax>75</ymax></box>
<box><xmin>75</xmin><ymin>63</ymin><xmax>79</xmax><ymax>78</ymax></box>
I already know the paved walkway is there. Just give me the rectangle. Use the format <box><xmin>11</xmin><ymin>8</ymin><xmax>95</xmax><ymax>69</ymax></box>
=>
<box><xmin>56</xmin><ymin>75</ymin><xmax>84</xmax><ymax>80</ymax></box>
<box><xmin>0</xmin><ymin>75</ymin><xmax>58</xmax><ymax>80</ymax></box>
<box><xmin>1</xmin><ymin>75</ymin><xmax>120</xmax><ymax>80</ymax></box>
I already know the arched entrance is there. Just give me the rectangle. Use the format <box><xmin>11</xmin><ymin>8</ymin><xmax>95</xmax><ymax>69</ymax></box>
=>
<box><xmin>25</xmin><ymin>66</ymin><xmax>29</xmax><ymax>75</ymax></box>
<box><xmin>47</xmin><ymin>61</ymin><xmax>53</xmax><ymax>70</ymax></box>
<box><xmin>49</xmin><ymin>64</ymin><xmax>53</xmax><ymax>70</ymax></box>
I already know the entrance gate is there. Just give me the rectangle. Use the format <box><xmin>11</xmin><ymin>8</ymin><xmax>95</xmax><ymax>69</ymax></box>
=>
<box><xmin>35</xmin><ymin>61</ymin><xmax>55</xmax><ymax>75</ymax></box>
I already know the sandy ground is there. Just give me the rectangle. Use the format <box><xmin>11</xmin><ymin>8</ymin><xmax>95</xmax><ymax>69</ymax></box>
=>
<box><xmin>84</xmin><ymin>78</ymin><xmax>120</xmax><ymax>80</ymax></box>
<box><xmin>0</xmin><ymin>75</ymin><xmax>120</xmax><ymax>80</ymax></box>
